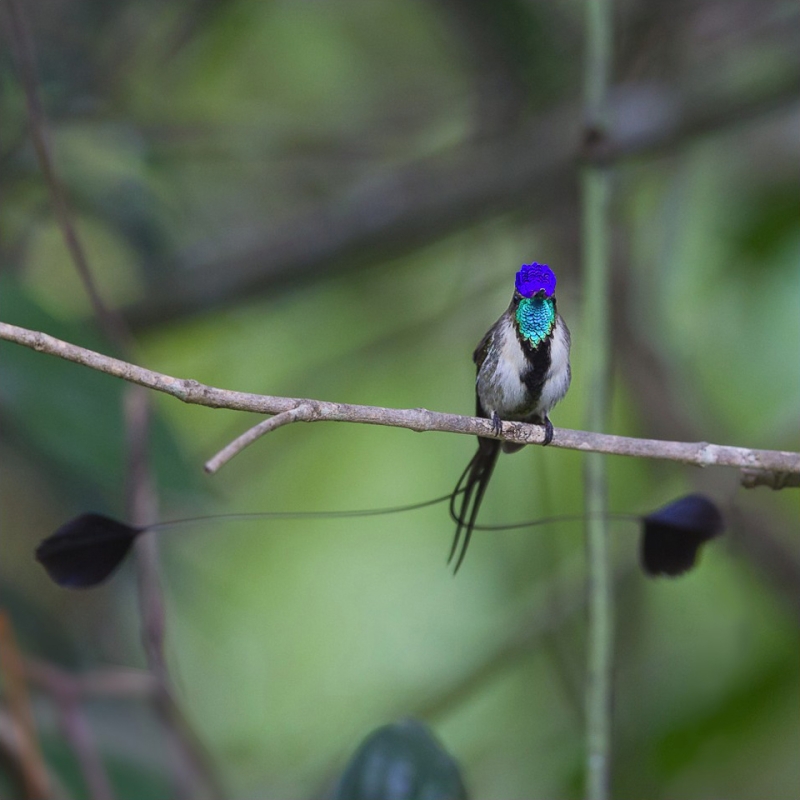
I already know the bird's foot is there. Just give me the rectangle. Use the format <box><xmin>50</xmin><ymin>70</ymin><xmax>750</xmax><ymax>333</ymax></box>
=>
<box><xmin>542</xmin><ymin>417</ymin><xmax>554</xmax><ymax>446</ymax></box>
<box><xmin>491</xmin><ymin>412</ymin><xmax>503</xmax><ymax>437</ymax></box>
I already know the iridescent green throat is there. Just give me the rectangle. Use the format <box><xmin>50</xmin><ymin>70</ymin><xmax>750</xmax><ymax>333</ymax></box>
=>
<box><xmin>515</xmin><ymin>296</ymin><xmax>555</xmax><ymax>347</ymax></box>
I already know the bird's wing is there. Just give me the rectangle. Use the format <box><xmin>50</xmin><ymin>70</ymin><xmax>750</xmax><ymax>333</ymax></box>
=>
<box><xmin>472</xmin><ymin>328</ymin><xmax>493</xmax><ymax>369</ymax></box>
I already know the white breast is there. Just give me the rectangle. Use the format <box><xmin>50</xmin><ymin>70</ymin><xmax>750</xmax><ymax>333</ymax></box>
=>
<box><xmin>479</xmin><ymin>316</ymin><xmax>530</xmax><ymax>417</ymax></box>
<box><xmin>538</xmin><ymin>317</ymin><xmax>572</xmax><ymax>415</ymax></box>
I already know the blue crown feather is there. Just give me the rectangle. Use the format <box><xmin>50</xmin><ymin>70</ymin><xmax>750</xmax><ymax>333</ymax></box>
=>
<box><xmin>515</xmin><ymin>263</ymin><xmax>556</xmax><ymax>298</ymax></box>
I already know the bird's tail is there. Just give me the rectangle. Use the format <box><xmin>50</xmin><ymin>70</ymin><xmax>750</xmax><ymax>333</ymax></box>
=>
<box><xmin>448</xmin><ymin>438</ymin><xmax>501</xmax><ymax>573</ymax></box>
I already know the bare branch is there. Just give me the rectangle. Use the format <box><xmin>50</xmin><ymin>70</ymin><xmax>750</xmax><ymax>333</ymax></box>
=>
<box><xmin>0</xmin><ymin>612</ymin><xmax>51</xmax><ymax>800</ymax></box>
<box><xmin>2</xmin><ymin>320</ymin><xmax>799</xmax><ymax>479</ymax></box>
<box><xmin>740</xmin><ymin>469</ymin><xmax>800</xmax><ymax>490</ymax></box>
<box><xmin>204</xmin><ymin>403</ymin><xmax>314</xmax><ymax>474</ymax></box>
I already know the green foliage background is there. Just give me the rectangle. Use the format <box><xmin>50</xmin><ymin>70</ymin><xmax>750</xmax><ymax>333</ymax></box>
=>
<box><xmin>1</xmin><ymin>1</ymin><xmax>798</xmax><ymax>798</ymax></box>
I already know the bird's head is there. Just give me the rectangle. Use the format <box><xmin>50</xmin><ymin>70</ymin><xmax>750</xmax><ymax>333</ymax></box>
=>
<box><xmin>515</xmin><ymin>263</ymin><xmax>556</xmax><ymax>299</ymax></box>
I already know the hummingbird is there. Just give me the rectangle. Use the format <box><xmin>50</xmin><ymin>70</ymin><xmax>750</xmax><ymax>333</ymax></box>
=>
<box><xmin>449</xmin><ymin>262</ymin><xmax>572</xmax><ymax>572</ymax></box>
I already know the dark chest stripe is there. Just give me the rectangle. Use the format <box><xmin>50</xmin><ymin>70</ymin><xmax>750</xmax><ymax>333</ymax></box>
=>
<box><xmin>515</xmin><ymin>325</ymin><xmax>553</xmax><ymax>408</ymax></box>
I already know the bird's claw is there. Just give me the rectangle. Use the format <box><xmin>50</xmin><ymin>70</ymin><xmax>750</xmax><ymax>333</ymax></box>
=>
<box><xmin>491</xmin><ymin>412</ymin><xmax>503</xmax><ymax>437</ymax></box>
<box><xmin>542</xmin><ymin>417</ymin><xmax>554</xmax><ymax>446</ymax></box>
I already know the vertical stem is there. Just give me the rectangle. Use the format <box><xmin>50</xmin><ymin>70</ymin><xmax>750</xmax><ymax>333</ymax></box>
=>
<box><xmin>582</xmin><ymin>1</ymin><xmax>613</xmax><ymax>799</ymax></box>
<box><xmin>584</xmin><ymin>0</ymin><xmax>613</xmax><ymax>127</ymax></box>
<box><xmin>582</xmin><ymin>177</ymin><xmax>612</xmax><ymax>800</ymax></box>
<box><xmin>123</xmin><ymin>389</ymin><xmax>225</xmax><ymax>800</ymax></box>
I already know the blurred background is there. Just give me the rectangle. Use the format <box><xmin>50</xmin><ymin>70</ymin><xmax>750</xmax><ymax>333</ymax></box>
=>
<box><xmin>1</xmin><ymin>0</ymin><xmax>798</xmax><ymax>798</ymax></box>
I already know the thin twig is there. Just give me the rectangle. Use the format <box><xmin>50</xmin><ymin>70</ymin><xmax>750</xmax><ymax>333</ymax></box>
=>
<box><xmin>3</xmin><ymin>0</ymin><xmax>134</xmax><ymax>352</ymax></box>
<box><xmin>4</xmin><ymin>5</ymin><xmax>224</xmax><ymax>792</ymax></box>
<box><xmin>26</xmin><ymin>661</ymin><xmax>117</xmax><ymax>800</ymax></box>
<box><xmin>204</xmin><ymin>403</ymin><xmax>314</xmax><ymax>473</ymax></box>
<box><xmin>27</xmin><ymin>659</ymin><xmax>232</xmax><ymax>800</ymax></box>
<box><xmin>2</xmin><ymin>320</ymin><xmax>799</xmax><ymax>478</ymax></box>
<box><xmin>58</xmin><ymin>697</ymin><xmax>115</xmax><ymax>800</ymax></box>
<box><xmin>0</xmin><ymin>612</ymin><xmax>51</xmax><ymax>800</ymax></box>
<box><xmin>582</xmin><ymin>0</ymin><xmax>614</xmax><ymax>797</ymax></box>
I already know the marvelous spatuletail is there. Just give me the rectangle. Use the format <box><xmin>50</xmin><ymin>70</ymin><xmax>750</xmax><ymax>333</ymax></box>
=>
<box><xmin>450</xmin><ymin>262</ymin><xmax>572</xmax><ymax>572</ymax></box>
<box><xmin>34</xmin><ymin>493</ymin><xmax>725</xmax><ymax>590</ymax></box>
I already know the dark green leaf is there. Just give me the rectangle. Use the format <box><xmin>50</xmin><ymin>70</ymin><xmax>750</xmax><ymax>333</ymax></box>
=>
<box><xmin>332</xmin><ymin>720</ymin><xmax>469</xmax><ymax>800</ymax></box>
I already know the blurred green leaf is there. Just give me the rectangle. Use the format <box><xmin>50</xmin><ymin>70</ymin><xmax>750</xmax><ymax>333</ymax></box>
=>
<box><xmin>731</xmin><ymin>182</ymin><xmax>800</xmax><ymax>264</ymax></box>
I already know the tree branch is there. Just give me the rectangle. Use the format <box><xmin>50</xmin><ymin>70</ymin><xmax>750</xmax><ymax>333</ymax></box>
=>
<box><xmin>2</xmin><ymin>320</ymin><xmax>799</xmax><ymax>480</ymax></box>
<box><xmin>127</xmin><ymin>70</ymin><xmax>800</xmax><ymax>328</ymax></box>
<box><xmin>204</xmin><ymin>403</ymin><xmax>315</xmax><ymax>474</ymax></box>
